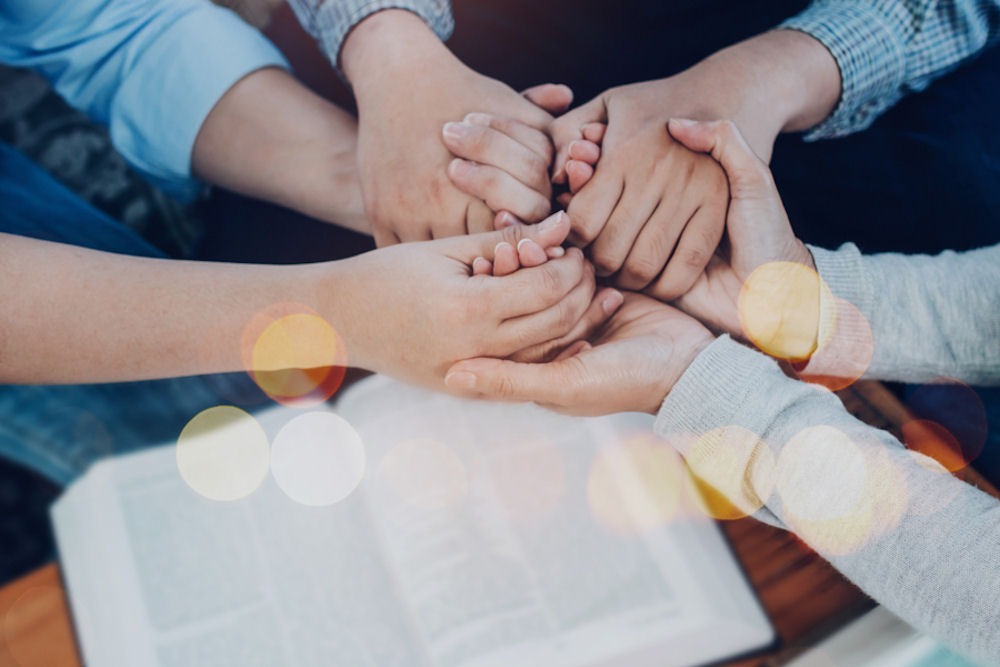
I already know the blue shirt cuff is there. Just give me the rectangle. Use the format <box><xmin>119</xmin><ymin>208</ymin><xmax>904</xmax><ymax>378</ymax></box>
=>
<box><xmin>781</xmin><ymin>2</ymin><xmax>907</xmax><ymax>140</ymax></box>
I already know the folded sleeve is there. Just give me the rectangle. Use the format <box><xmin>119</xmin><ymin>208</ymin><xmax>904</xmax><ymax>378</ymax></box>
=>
<box><xmin>655</xmin><ymin>335</ymin><xmax>1000</xmax><ymax>665</ymax></box>
<box><xmin>781</xmin><ymin>0</ymin><xmax>1000</xmax><ymax>139</ymax></box>
<box><xmin>0</xmin><ymin>0</ymin><xmax>289</xmax><ymax>198</ymax></box>
<box><xmin>286</xmin><ymin>0</ymin><xmax>453</xmax><ymax>70</ymax></box>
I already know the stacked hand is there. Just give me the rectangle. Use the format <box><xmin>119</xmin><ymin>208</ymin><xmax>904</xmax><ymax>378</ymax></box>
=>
<box><xmin>444</xmin><ymin>120</ymin><xmax>817</xmax><ymax>416</ymax></box>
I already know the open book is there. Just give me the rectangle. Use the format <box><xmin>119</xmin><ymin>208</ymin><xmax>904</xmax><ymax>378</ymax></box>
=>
<box><xmin>52</xmin><ymin>374</ymin><xmax>773</xmax><ymax>667</ymax></box>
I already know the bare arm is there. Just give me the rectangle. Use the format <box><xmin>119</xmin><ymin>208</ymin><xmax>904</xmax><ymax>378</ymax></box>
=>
<box><xmin>0</xmin><ymin>215</ymin><xmax>605</xmax><ymax>388</ymax></box>
<box><xmin>192</xmin><ymin>67</ymin><xmax>369</xmax><ymax>234</ymax></box>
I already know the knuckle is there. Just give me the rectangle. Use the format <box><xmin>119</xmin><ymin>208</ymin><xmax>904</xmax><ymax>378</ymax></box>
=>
<box><xmin>681</xmin><ymin>245</ymin><xmax>709</xmax><ymax>270</ymax></box>
<box><xmin>590</xmin><ymin>246</ymin><xmax>622</xmax><ymax>276</ymax></box>
<box><xmin>621</xmin><ymin>254</ymin><xmax>663</xmax><ymax>287</ymax></box>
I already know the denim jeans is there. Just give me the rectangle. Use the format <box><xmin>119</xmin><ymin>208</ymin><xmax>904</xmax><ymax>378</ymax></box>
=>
<box><xmin>0</xmin><ymin>143</ymin><xmax>267</xmax><ymax>486</ymax></box>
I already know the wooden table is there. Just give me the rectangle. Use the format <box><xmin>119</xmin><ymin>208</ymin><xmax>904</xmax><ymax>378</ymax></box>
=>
<box><xmin>1</xmin><ymin>381</ymin><xmax>993</xmax><ymax>667</ymax></box>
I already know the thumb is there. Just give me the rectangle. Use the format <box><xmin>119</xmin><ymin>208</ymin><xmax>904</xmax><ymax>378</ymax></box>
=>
<box><xmin>456</xmin><ymin>211</ymin><xmax>572</xmax><ymax>260</ymax></box>
<box><xmin>521</xmin><ymin>83</ymin><xmax>574</xmax><ymax>115</ymax></box>
<box><xmin>444</xmin><ymin>356</ymin><xmax>577</xmax><ymax>407</ymax></box>
<box><xmin>667</xmin><ymin>119</ymin><xmax>775</xmax><ymax>200</ymax></box>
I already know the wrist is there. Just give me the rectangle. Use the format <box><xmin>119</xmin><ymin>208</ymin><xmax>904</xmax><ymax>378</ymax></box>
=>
<box><xmin>685</xmin><ymin>29</ymin><xmax>841</xmax><ymax>158</ymax></box>
<box><xmin>342</xmin><ymin>9</ymin><xmax>455</xmax><ymax>89</ymax></box>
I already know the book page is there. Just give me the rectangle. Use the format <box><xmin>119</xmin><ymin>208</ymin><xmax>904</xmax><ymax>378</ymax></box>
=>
<box><xmin>54</xmin><ymin>406</ymin><xmax>428</xmax><ymax>667</ymax></box>
<box><xmin>338</xmin><ymin>376</ymin><xmax>773</xmax><ymax>667</ymax></box>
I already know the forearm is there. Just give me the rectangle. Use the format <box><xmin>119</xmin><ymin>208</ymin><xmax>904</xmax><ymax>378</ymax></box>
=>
<box><xmin>192</xmin><ymin>67</ymin><xmax>369</xmax><ymax>234</ymax></box>
<box><xmin>0</xmin><ymin>233</ymin><xmax>335</xmax><ymax>384</ymax></box>
<box><xmin>662</xmin><ymin>29</ymin><xmax>841</xmax><ymax>159</ymax></box>
<box><xmin>657</xmin><ymin>336</ymin><xmax>1000</xmax><ymax>665</ymax></box>
<box><xmin>810</xmin><ymin>243</ymin><xmax>1000</xmax><ymax>385</ymax></box>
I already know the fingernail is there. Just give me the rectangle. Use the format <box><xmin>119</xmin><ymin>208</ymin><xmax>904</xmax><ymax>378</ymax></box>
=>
<box><xmin>464</xmin><ymin>112</ymin><xmax>492</xmax><ymax>126</ymax></box>
<box><xmin>445</xmin><ymin>371</ymin><xmax>477</xmax><ymax>391</ymax></box>
<box><xmin>547</xmin><ymin>246</ymin><xmax>566</xmax><ymax>258</ymax></box>
<box><xmin>443</xmin><ymin>122</ymin><xmax>467</xmax><ymax>141</ymax></box>
<box><xmin>517</xmin><ymin>238</ymin><xmax>532</xmax><ymax>251</ymax></box>
<box><xmin>472</xmin><ymin>257</ymin><xmax>490</xmax><ymax>272</ymax></box>
<box><xmin>601</xmin><ymin>291</ymin><xmax>624</xmax><ymax>316</ymax></box>
<box><xmin>496</xmin><ymin>211</ymin><xmax>516</xmax><ymax>229</ymax></box>
<box><xmin>495</xmin><ymin>241</ymin><xmax>513</xmax><ymax>255</ymax></box>
<box><xmin>538</xmin><ymin>211</ymin><xmax>566</xmax><ymax>232</ymax></box>
<box><xmin>671</xmin><ymin>118</ymin><xmax>698</xmax><ymax>127</ymax></box>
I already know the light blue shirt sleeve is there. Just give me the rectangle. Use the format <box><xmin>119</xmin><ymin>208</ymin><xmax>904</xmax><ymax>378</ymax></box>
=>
<box><xmin>0</xmin><ymin>0</ymin><xmax>289</xmax><ymax>199</ymax></box>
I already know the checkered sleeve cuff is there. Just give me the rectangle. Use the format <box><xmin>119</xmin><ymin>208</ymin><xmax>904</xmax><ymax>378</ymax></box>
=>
<box><xmin>781</xmin><ymin>2</ymin><xmax>908</xmax><ymax>140</ymax></box>
<box><xmin>287</xmin><ymin>0</ymin><xmax>454</xmax><ymax>70</ymax></box>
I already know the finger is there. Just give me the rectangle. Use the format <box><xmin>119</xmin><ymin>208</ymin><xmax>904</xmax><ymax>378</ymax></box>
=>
<box><xmin>494</xmin><ymin>210</ymin><xmax>524</xmax><ymax>229</ymax></box>
<box><xmin>556</xmin><ymin>192</ymin><xmax>573</xmax><ymax>209</ymax></box>
<box><xmin>445</xmin><ymin>355</ymin><xmax>582</xmax><ymax>409</ymax></box>
<box><xmin>613</xmin><ymin>198</ymin><xmax>684</xmax><ymax>291</ymax></box>
<box><xmin>498</xmin><ymin>259</ymin><xmax>596</xmax><ymax>349</ymax></box>
<box><xmin>472</xmin><ymin>257</ymin><xmax>492</xmax><ymax>275</ymax></box>
<box><xmin>646</xmin><ymin>204</ymin><xmax>725</xmax><ymax>300</ymax></box>
<box><xmin>443</xmin><ymin>121</ymin><xmax>551</xmax><ymax>193</ymax></box>
<box><xmin>466</xmin><ymin>198</ymin><xmax>497</xmax><ymax>236</ymax></box>
<box><xmin>521</xmin><ymin>83</ymin><xmax>574</xmax><ymax>115</ymax></box>
<box><xmin>509</xmin><ymin>287</ymin><xmax>623</xmax><ymax>363</ymax></box>
<box><xmin>554</xmin><ymin>339</ymin><xmax>592</xmax><ymax>362</ymax></box>
<box><xmin>516</xmin><ymin>238</ymin><xmax>548</xmax><ymax>267</ymax></box>
<box><xmin>568</xmin><ymin>140</ymin><xmax>600</xmax><ymax>165</ymax></box>
<box><xmin>455</xmin><ymin>210</ymin><xmax>572</xmax><ymax>259</ymax></box>
<box><xmin>565</xmin><ymin>160</ymin><xmax>595</xmax><ymax>194</ymax></box>
<box><xmin>492</xmin><ymin>241</ymin><xmax>520</xmax><ymax>276</ymax></box>
<box><xmin>581</xmin><ymin>122</ymin><xmax>606</xmax><ymax>144</ymax></box>
<box><xmin>565</xmin><ymin>171</ymin><xmax>622</xmax><ymax>247</ymax></box>
<box><xmin>373</xmin><ymin>226</ymin><xmax>402</xmax><ymax>248</ymax></box>
<box><xmin>490</xmin><ymin>246</ymin><xmax>587</xmax><ymax>317</ymax></box>
<box><xmin>588</xmin><ymin>185</ymin><xmax>660</xmax><ymax>278</ymax></box>
<box><xmin>667</xmin><ymin>119</ymin><xmax>774</xmax><ymax>198</ymax></box>
<box><xmin>551</xmin><ymin>96</ymin><xmax>607</xmax><ymax>183</ymax></box>
<box><xmin>465</xmin><ymin>112</ymin><xmax>554</xmax><ymax>167</ymax></box>
<box><xmin>546</xmin><ymin>246</ymin><xmax>566</xmax><ymax>258</ymax></box>
<box><xmin>448</xmin><ymin>158</ymin><xmax>551</xmax><ymax>223</ymax></box>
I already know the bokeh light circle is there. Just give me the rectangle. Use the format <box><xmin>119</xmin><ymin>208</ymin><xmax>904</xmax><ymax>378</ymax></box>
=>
<box><xmin>176</xmin><ymin>406</ymin><xmax>270</xmax><ymax>502</ymax></box>
<box><xmin>682</xmin><ymin>426</ymin><xmax>776</xmax><ymax>521</ymax></box>
<box><xmin>776</xmin><ymin>426</ymin><xmax>875</xmax><ymax>556</ymax></box>
<box><xmin>738</xmin><ymin>261</ymin><xmax>834</xmax><ymax>362</ymax></box>
<box><xmin>795</xmin><ymin>297</ymin><xmax>874</xmax><ymax>391</ymax></box>
<box><xmin>902</xmin><ymin>379</ymin><xmax>988</xmax><ymax>472</ymax></box>
<box><xmin>376</xmin><ymin>438</ymin><xmax>469</xmax><ymax>512</ymax></box>
<box><xmin>270</xmin><ymin>412</ymin><xmax>366</xmax><ymax>507</ymax></box>
<box><xmin>587</xmin><ymin>434</ymin><xmax>685</xmax><ymax>535</ymax></box>
<box><xmin>242</xmin><ymin>304</ymin><xmax>348</xmax><ymax>406</ymax></box>
<box><xmin>3</xmin><ymin>585</ymin><xmax>77</xmax><ymax>667</ymax></box>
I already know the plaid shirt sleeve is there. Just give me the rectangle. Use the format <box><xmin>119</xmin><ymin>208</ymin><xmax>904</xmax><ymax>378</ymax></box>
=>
<box><xmin>286</xmin><ymin>0</ymin><xmax>453</xmax><ymax>70</ymax></box>
<box><xmin>781</xmin><ymin>0</ymin><xmax>1000</xmax><ymax>139</ymax></box>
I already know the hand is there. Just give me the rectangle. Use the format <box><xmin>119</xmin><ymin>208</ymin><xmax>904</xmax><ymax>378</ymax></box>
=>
<box><xmin>666</xmin><ymin>119</ymin><xmax>818</xmax><ymax>360</ymax></box>
<box><xmin>342</xmin><ymin>10</ymin><xmax>563</xmax><ymax>245</ymax></box>
<box><xmin>442</xmin><ymin>84</ymin><xmax>574</xmax><ymax>227</ymax></box>
<box><xmin>445</xmin><ymin>292</ymin><xmax>713</xmax><ymax>416</ymax></box>
<box><xmin>549</xmin><ymin>79</ymin><xmax>730</xmax><ymax>300</ymax></box>
<box><xmin>323</xmin><ymin>213</ymin><xmax>613</xmax><ymax>391</ymax></box>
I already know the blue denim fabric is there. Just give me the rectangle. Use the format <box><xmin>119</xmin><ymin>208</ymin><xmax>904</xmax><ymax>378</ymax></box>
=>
<box><xmin>0</xmin><ymin>143</ymin><xmax>267</xmax><ymax>486</ymax></box>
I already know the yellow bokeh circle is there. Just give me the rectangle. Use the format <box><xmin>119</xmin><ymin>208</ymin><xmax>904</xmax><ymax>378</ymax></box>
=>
<box><xmin>176</xmin><ymin>406</ymin><xmax>270</xmax><ymax>502</ymax></box>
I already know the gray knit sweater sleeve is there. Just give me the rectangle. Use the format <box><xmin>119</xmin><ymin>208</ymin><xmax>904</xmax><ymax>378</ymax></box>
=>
<box><xmin>655</xmin><ymin>336</ymin><xmax>1000</xmax><ymax>665</ymax></box>
<box><xmin>809</xmin><ymin>243</ymin><xmax>1000</xmax><ymax>385</ymax></box>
